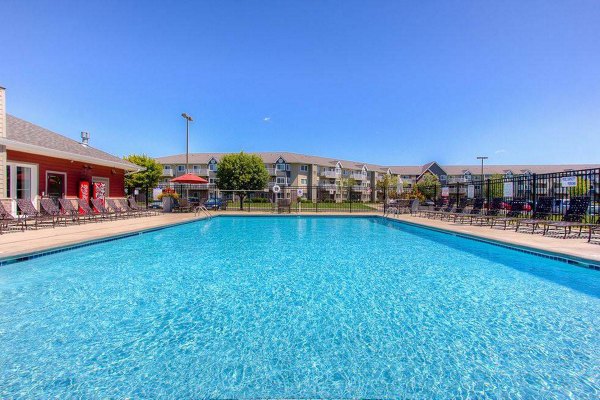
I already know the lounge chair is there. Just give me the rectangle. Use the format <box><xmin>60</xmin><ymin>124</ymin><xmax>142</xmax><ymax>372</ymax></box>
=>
<box><xmin>106</xmin><ymin>198</ymin><xmax>135</xmax><ymax>218</ymax></box>
<box><xmin>17</xmin><ymin>199</ymin><xmax>53</xmax><ymax>229</ymax></box>
<box><xmin>489</xmin><ymin>199</ymin><xmax>527</xmax><ymax>230</ymax></box>
<box><xmin>72</xmin><ymin>198</ymin><xmax>100</xmax><ymax>222</ymax></box>
<box><xmin>586</xmin><ymin>218</ymin><xmax>600</xmax><ymax>242</ymax></box>
<box><xmin>128</xmin><ymin>197</ymin><xmax>157</xmax><ymax>216</ymax></box>
<box><xmin>418</xmin><ymin>198</ymin><xmax>444</xmax><ymax>218</ymax></box>
<box><xmin>59</xmin><ymin>198</ymin><xmax>87</xmax><ymax>223</ymax></box>
<box><xmin>514</xmin><ymin>196</ymin><xmax>554</xmax><ymax>234</ymax></box>
<box><xmin>471</xmin><ymin>198</ymin><xmax>504</xmax><ymax>226</ymax></box>
<box><xmin>443</xmin><ymin>198</ymin><xmax>469</xmax><ymax>221</ymax></box>
<box><xmin>0</xmin><ymin>201</ymin><xmax>20</xmax><ymax>234</ymax></box>
<box><xmin>427</xmin><ymin>200</ymin><xmax>456</xmax><ymax>219</ymax></box>
<box><xmin>90</xmin><ymin>198</ymin><xmax>117</xmax><ymax>220</ymax></box>
<box><xmin>40</xmin><ymin>198</ymin><xmax>70</xmax><ymax>227</ymax></box>
<box><xmin>454</xmin><ymin>198</ymin><xmax>485</xmax><ymax>224</ymax></box>
<box><xmin>117</xmin><ymin>199</ymin><xmax>141</xmax><ymax>217</ymax></box>
<box><xmin>540</xmin><ymin>196</ymin><xmax>591</xmax><ymax>238</ymax></box>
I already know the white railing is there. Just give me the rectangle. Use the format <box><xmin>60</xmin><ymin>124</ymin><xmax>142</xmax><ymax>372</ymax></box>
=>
<box><xmin>350</xmin><ymin>173</ymin><xmax>367</xmax><ymax>180</ymax></box>
<box><xmin>321</xmin><ymin>170</ymin><xmax>340</xmax><ymax>178</ymax></box>
<box><xmin>319</xmin><ymin>183</ymin><xmax>338</xmax><ymax>191</ymax></box>
<box><xmin>191</xmin><ymin>168</ymin><xmax>210</xmax><ymax>176</ymax></box>
<box><xmin>162</xmin><ymin>169</ymin><xmax>174</xmax><ymax>177</ymax></box>
<box><xmin>266</xmin><ymin>168</ymin><xmax>277</xmax><ymax>175</ymax></box>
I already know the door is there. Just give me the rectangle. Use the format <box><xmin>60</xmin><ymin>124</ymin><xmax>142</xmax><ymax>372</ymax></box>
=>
<box><xmin>7</xmin><ymin>162</ymin><xmax>39</xmax><ymax>214</ymax></box>
<box><xmin>46</xmin><ymin>172</ymin><xmax>66</xmax><ymax>200</ymax></box>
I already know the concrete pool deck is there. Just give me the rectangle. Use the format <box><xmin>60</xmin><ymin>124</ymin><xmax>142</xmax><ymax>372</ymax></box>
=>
<box><xmin>1</xmin><ymin>211</ymin><xmax>599</xmax><ymax>265</ymax></box>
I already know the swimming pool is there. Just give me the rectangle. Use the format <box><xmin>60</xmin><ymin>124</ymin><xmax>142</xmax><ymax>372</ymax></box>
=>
<box><xmin>1</xmin><ymin>216</ymin><xmax>599</xmax><ymax>398</ymax></box>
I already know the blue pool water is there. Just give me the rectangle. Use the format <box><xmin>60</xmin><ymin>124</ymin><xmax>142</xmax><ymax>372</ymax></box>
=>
<box><xmin>1</xmin><ymin>216</ymin><xmax>599</xmax><ymax>398</ymax></box>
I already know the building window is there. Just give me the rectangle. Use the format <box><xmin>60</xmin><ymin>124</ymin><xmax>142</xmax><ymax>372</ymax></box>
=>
<box><xmin>439</xmin><ymin>175</ymin><xmax>447</xmax><ymax>181</ymax></box>
<box><xmin>209</xmin><ymin>178</ymin><xmax>216</xmax><ymax>184</ymax></box>
<box><xmin>300</xmin><ymin>165</ymin><xmax>308</xmax><ymax>172</ymax></box>
<box><xmin>276</xmin><ymin>163</ymin><xmax>286</xmax><ymax>171</ymax></box>
<box><xmin>192</xmin><ymin>165</ymin><xmax>200</xmax><ymax>172</ymax></box>
<box><xmin>301</xmin><ymin>178</ymin><xmax>307</xmax><ymax>185</ymax></box>
<box><xmin>276</xmin><ymin>177</ymin><xmax>287</xmax><ymax>184</ymax></box>
<box><xmin>164</xmin><ymin>165</ymin><xmax>172</xmax><ymax>170</ymax></box>
<box><xmin>178</xmin><ymin>165</ymin><xmax>185</xmax><ymax>172</ymax></box>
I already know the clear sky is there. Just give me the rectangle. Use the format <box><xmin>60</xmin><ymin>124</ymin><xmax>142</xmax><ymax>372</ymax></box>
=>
<box><xmin>1</xmin><ymin>0</ymin><xmax>599</xmax><ymax>166</ymax></box>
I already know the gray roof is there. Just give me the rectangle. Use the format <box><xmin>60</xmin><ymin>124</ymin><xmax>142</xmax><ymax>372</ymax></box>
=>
<box><xmin>157</xmin><ymin>152</ymin><xmax>599</xmax><ymax>176</ymax></box>
<box><xmin>156</xmin><ymin>151</ymin><xmax>392</xmax><ymax>173</ymax></box>
<box><xmin>391</xmin><ymin>162</ymin><xmax>600</xmax><ymax>176</ymax></box>
<box><xmin>5</xmin><ymin>114</ymin><xmax>139</xmax><ymax>170</ymax></box>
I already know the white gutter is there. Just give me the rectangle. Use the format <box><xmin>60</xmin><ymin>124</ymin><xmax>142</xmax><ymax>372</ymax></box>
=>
<box><xmin>0</xmin><ymin>137</ymin><xmax>143</xmax><ymax>172</ymax></box>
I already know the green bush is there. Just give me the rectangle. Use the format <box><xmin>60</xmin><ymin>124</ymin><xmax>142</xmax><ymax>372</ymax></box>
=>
<box><xmin>245</xmin><ymin>197</ymin><xmax>270</xmax><ymax>203</ymax></box>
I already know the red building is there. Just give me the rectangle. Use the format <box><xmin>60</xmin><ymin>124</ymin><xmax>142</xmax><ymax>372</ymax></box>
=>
<box><xmin>0</xmin><ymin>87</ymin><xmax>140</xmax><ymax>214</ymax></box>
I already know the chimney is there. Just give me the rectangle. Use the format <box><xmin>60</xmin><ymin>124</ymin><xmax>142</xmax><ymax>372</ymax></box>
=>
<box><xmin>0</xmin><ymin>86</ymin><xmax>6</xmax><ymax>199</ymax></box>
<box><xmin>81</xmin><ymin>131</ymin><xmax>90</xmax><ymax>146</ymax></box>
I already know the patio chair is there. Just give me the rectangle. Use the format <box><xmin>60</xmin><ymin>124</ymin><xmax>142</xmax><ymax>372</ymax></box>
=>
<box><xmin>173</xmin><ymin>198</ymin><xmax>193</xmax><ymax>213</ymax></box>
<box><xmin>40</xmin><ymin>198</ymin><xmax>70</xmax><ymax>227</ymax></box>
<box><xmin>0</xmin><ymin>201</ymin><xmax>21</xmax><ymax>234</ymax></box>
<box><xmin>58</xmin><ymin>198</ymin><xmax>86</xmax><ymax>224</ymax></box>
<box><xmin>127</xmin><ymin>197</ymin><xmax>155</xmax><ymax>216</ymax></box>
<box><xmin>76</xmin><ymin>198</ymin><xmax>103</xmax><ymax>222</ymax></box>
<box><xmin>454</xmin><ymin>198</ymin><xmax>485</xmax><ymax>224</ymax></box>
<box><xmin>586</xmin><ymin>218</ymin><xmax>600</xmax><ymax>243</ymax></box>
<box><xmin>90</xmin><ymin>198</ymin><xmax>118</xmax><ymax>220</ymax></box>
<box><xmin>540</xmin><ymin>196</ymin><xmax>591</xmax><ymax>239</ymax></box>
<box><xmin>428</xmin><ymin>199</ymin><xmax>456</xmax><ymax>219</ymax></box>
<box><xmin>514</xmin><ymin>196</ymin><xmax>554</xmax><ymax>234</ymax></box>
<box><xmin>277</xmin><ymin>198</ymin><xmax>291</xmax><ymax>214</ymax></box>
<box><xmin>114</xmin><ymin>199</ymin><xmax>144</xmax><ymax>217</ymax></box>
<box><xmin>17</xmin><ymin>199</ymin><xmax>54</xmax><ymax>230</ymax></box>
<box><xmin>409</xmin><ymin>199</ymin><xmax>420</xmax><ymax>216</ymax></box>
<box><xmin>471</xmin><ymin>198</ymin><xmax>504</xmax><ymax>226</ymax></box>
<box><xmin>105</xmin><ymin>198</ymin><xmax>134</xmax><ymax>218</ymax></box>
<box><xmin>489</xmin><ymin>199</ymin><xmax>527</xmax><ymax>230</ymax></box>
<box><xmin>443</xmin><ymin>198</ymin><xmax>469</xmax><ymax>221</ymax></box>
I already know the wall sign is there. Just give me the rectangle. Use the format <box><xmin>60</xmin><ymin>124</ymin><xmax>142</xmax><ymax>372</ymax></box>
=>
<box><xmin>503</xmin><ymin>182</ymin><xmax>514</xmax><ymax>197</ymax></box>
<box><xmin>441</xmin><ymin>187</ymin><xmax>449</xmax><ymax>197</ymax></box>
<box><xmin>561</xmin><ymin>176</ymin><xmax>577</xmax><ymax>188</ymax></box>
<box><xmin>467</xmin><ymin>185</ymin><xmax>475</xmax><ymax>199</ymax></box>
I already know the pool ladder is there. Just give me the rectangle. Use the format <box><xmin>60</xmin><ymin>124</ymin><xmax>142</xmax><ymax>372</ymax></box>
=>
<box><xmin>195</xmin><ymin>205</ymin><xmax>212</xmax><ymax>219</ymax></box>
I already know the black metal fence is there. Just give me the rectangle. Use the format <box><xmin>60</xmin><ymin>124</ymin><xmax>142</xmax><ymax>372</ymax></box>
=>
<box><xmin>127</xmin><ymin>183</ymin><xmax>400</xmax><ymax>213</ymax></box>
<box><xmin>409</xmin><ymin>167</ymin><xmax>600</xmax><ymax>221</ymax></box>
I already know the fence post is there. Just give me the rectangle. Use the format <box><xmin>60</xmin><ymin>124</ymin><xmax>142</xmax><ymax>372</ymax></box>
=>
<box><xmin>145</xmin><ymin>185</ymin><xmax>149</xmax><ymax>209</ymax></box>
<box><xmin>486</xmin><ymin>179</ymin><xmax>491</xmax><ymax>210</ymax></box>
<box><xmin>532</xmin><ymin>173</ymin><xmax>537</xmax><ymax>215</ymax></box>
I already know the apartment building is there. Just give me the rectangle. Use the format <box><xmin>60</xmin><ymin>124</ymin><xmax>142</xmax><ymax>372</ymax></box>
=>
<box><xmin>155</xmin><ymin>152</ymin><xmax>599</xmax><ymax>202</ymax></box>
<box><xmin>155</xmin><ymin>152</ymin><xmax>399</xmax><ymax>202</ymax></box>
<box><xmin>391</xmin><ymin>161</ymin><xmax>600</xmax><ymax>197</ymax></box>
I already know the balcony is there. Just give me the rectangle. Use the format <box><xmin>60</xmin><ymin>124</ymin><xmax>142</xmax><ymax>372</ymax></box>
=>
<box><xmin>269</xmin><ymin>180</ymin><xmax>289</xmax><ymax>187</ymax></box>
<box><xmin>320</xmin><ymin>170</ymin><xmax>340</xmax><ymax>178</ymax></box>
<box><xmin>162</xmin><ymin>169</ymin><xmax>174</xmax><ymax>177</ymax></box>
<box><xmin>349</xmin><ymin>172</ymin><xmax>367</xmax><ymax>180</ymax></box>
<box><xmin>266</xmin><ymin>167</ymin><xmax>277</xmax><ymax>175</ymax></box>
<box><xmin>319</xmin><ymin>183</ymin><xmax>338</xmax><ymax>191</ymax></box>
<box><xmin>351</xmin><ymin>185</ymin><xmax>366</xmax><ymax>191</ymax></box>
<box><xmin>447</xmin><ymin>177</ymin><xmax>470</xmax><ymax>184</ymax></box>
<box><xmin>190</xmin><ymin>168</ymin><xmax>210</xmax><ymax>176</ymax></box>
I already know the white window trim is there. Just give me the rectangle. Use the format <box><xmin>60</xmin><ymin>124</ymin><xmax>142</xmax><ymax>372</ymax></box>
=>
<box><xmin>92</xmin><ymin>176</ymin><xmax>110</xmax><ymax>198</ymax></box>
<box><xmin>6</xmin><ymin>161</ymin><xmax>39</xmax><ymax>214</ymax></box>
<box><xmin>45</xmin><ymin>170</ymin><xmax>67</xmax><ymax>198</ymax></box>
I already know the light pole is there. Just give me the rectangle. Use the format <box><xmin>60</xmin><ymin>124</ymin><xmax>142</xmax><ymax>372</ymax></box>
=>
<box><xmin>476</xmin><ymin>156</ymin><xmax>488</xmax><ymax>182</ymax></box>
<box><xmin>181</xmin><ymin>113</ymin><xmax>193</xmax><ymax>174</ymax></box>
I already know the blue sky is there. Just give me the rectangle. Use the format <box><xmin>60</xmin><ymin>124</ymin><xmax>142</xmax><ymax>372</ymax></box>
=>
<box><xmin>1</xmin><ymin>0</ymin><xmax>599</xmax><ymax>165</ymax></box>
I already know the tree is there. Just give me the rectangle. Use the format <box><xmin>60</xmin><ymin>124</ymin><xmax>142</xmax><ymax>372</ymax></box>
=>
<box><xmin>123</xmin><ymin>154</ymin><xmax>162</xmax><ymax>189</ymax></box>
<box><xmin>376</xmin><ymin>174</ymin><xmax>399</xmax><ymax>201</ymax></box>
<box><xmin>572</xmin><ymin>177</ymin><xmax>590</xmax><ymax>196</ymax></box>
<box><xmin>216</xmin><ymin>152</ymin><xmax>269</xmax><ymax>210</ymax></box>
<box><xmin>415</xmin><ymin>173</ymin><xmax>441</xmax><ymax>200</ymax></box>
<box><xmin>487</xmin><ymin>174</ymin><xmax>505</xmax><ymax>199</ymax></box>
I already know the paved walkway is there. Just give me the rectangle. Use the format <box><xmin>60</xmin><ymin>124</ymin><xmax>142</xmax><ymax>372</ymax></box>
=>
<box><xmin>1</xmin><ymin>211</ymin><xmax>599</xmax><ymax>265</ymax></box>
<box><xmin>386</xmin><ymin>213</ymin><xmax>600</xmax><ymax>263</ymax></box>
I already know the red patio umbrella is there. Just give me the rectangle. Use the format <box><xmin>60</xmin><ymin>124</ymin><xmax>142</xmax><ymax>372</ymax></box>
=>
<box><xmin>170</xmin><ymin>174</ymin><xmax>208</xmax><ymax>184</ymax></box>
<box><xmin>170</xmin><ymin>174</ymin><xmax>209</xmax><ymax>201</ymax></box>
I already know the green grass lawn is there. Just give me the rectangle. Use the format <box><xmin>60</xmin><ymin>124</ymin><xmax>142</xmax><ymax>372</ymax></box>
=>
<box><xmin>228</xmin><ymin>201</ymin><xmax>378</xmax><ymax>211</ymax></box>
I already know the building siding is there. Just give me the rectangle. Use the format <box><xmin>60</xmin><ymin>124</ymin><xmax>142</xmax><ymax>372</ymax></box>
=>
<box><xmin>7</xmin><ymin>150</ymin><xmax>125</xmax><ymax>198</ymax></box>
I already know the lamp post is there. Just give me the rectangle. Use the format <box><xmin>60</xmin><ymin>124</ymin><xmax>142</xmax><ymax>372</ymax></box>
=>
<box><xmin>476</xmin><ymin>156</ymin><xmax>488</xmax><ymax>182</ymax></box>
<box><xmin>181</xmin><ymin>113</ymin><xmax>193</xmax><ymax>174</ymax></box>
